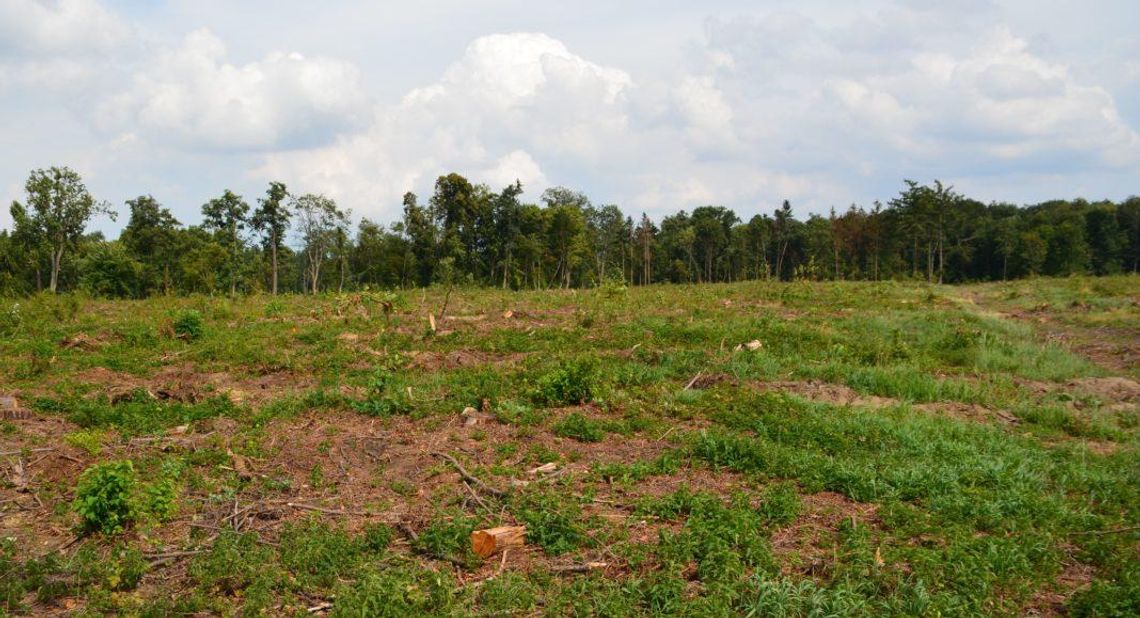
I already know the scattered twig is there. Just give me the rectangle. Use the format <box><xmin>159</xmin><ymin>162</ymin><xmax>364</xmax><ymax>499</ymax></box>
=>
<box><xmin>462</xmin><ymin>481</ymin><xmax>495</xmax><ymax>516</ymax></box>
<box><xmin>657</xmin><ymin>424</ymin><xmax>680</xmax><ymax>442</ymax></box>
<box><xmin>307</xmin><ymin>602</ymin><xmax>334</xmax><ymax>614</ymax></box>
<box><xmin>286</xmin><ymin>502</ymin><xmax>379</xmax><ymax>517</ymax></box>
<box><xmin>1069</xmin><ymin>525</ymin><xmax>1140</xmax><ymax>536</ymax></box>
<box><xmin>144</xmin><ymin>549</ymin><xmax>204</xmax><ymax>560</ymax></box>
<box><xmin>683</xmin><ymin>371</ymin><xmax>704</xmax><ymax>391</ymax></box>
<box><xmin>0</xmin><ymin>448</ymin><xmax>53</xmax><ymax>457</ymax></box>
<box><xmin>551</xmin><ymin>561</ymin><xmax>609</xmax><ymax>574</ymax></box>
<box><xmin>432</xmin><ymin>452</ymin><xmax>507</xmax><ymax>498</ymax></box>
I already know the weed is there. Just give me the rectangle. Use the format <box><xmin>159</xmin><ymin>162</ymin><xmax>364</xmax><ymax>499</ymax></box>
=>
<box><xmin>512</xmin><ymin>491</ymin><xmax>590</xmax><ymax>556</ymax></box>
<box><xmin>171</xmin><ymin>309</ymin><xmax>205</xmax><ymax>340</ymax></box>
<box><xmin>73</xmin><ymin>460</ymin><xmax>137</xmax><ymax>535</ymax></box>
<box><xmin>535</xmin><ymin>359</ymin><xmax>597</xmax><ymax>405</ymax></box>
<box><xmin>552</xmin><ymin>411</ymin><xmax>605</xmax><ymax>442</ymax></box>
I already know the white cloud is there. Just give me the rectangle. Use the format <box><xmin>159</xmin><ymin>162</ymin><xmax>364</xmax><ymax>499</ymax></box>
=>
<box><xmin>260</xmin><ymin>32</ymin><xmax>635</xmax><ymax>215</ymax></box>
<box><xmin>0</xmin><ymin>0</ymin><xmax>131</xmax><ymax>56</ymax></box>
<box><xmin>95</xmin><ymin>29</ymin><xmax>370</xmax><ymax>151</ymax></box>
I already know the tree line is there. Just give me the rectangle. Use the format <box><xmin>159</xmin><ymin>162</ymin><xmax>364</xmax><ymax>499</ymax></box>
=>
<box><xmin>2</xmin><ymin>166</ymin><xmax>1137</xmax><ymax>297</ymax></box>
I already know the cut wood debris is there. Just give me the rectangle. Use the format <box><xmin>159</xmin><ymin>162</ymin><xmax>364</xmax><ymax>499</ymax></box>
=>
<box><xmin>471</xmin><ymin>525</ymin><xmax>526</xmax><ymax>558</ymax></box>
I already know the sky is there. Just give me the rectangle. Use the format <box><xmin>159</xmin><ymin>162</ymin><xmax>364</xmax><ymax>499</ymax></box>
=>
<box><xmin>1</xmin><ymin>0</ymin><xmax>1138</xmax><ymax>237</ymax></box>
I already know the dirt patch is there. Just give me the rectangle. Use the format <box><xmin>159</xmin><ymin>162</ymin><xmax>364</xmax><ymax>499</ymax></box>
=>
<box><xmin>751</xmin><ymin>380</ymin><xmax>895</xmax><ymax>407</ymax></box>
<box><xmin>59</xmin><ymin>331</ymin><xmax>118</xmax><ymax>351</ymax></box>
<box><xmin>73</xmin><ymin>363</ymin><xmax>314</xmax><ymax>407</ymax></box>
<box><xmin>1024</xmin><ymin>558</ymin><xmax>1096</xmax><ymax>616</ymax></box>
<box><xmin>771</xmin><ymin>491</ymin><xmax>880</xmax><ymax>577</ymax></box>
<box><xmin>1065</xmin><ymin>377</ymin><xmax>1140</xmax><ymax>402</ymax></box>
<box><xmin>684</xmin><ymin>373</ymin><xmax>737</xmax><ymax>390</ymax></box>
<box><xmin>750</xmin><ymin>380</ymin><xmax>1021</xmax><ymax>424</ymax></box>
<box><xmin>405</xmin><ymin>350</ymin><xmax>530</xmax><ymax>371</ymax></box>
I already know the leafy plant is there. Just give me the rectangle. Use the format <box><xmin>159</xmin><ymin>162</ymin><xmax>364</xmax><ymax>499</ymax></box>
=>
<box><xmin>552</xmin><ymin>412</ymin><xmax>606</xmax><ymax>442</ymax></box>
<box><xmin>171</xmin><ymin>310</ymin><xmax>205</xmax><ymax>340</ymax></box>
<box><xmin>73</xmin><ymin>461</ymin><xmax>137</xmax><ymax>535</ymax></box>
<box><xmin>535</xmin><ymin>359</ymin><xmax>597</xmax><ymax>405</ymax></box>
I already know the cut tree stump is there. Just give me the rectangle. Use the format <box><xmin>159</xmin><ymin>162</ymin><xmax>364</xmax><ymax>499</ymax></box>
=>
<box><xmin>471</xmin><ymin>525</ymin><xmax>526</xmax><ymax>558</ymax></box>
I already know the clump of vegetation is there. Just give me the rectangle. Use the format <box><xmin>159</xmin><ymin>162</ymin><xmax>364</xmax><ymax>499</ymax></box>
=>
<box><xmin>189</xmin><ymin>530</ymin><xmax>277</xmax><ymax>595</ymax></box>
<box><xmin>512</xmin><ymin>492</ymin><xmax>591</xmax><ymax>555</ymax></box>
<box><xmin>412</xmin><ymin>516</ymin><xmax>481</xmax><ymax>568</ymax></box>
<box><xmin>171</xmin><ymin>309</ymin><xmax>205</xmax><ymax>340</ymax></box>
<box><xmin>552</xmin><ymin>411</ymin><xmax>606</xmax><ymax>442</ymax></box>
<box><xmin>73</xmin><ymin>461</ymin><xmax>137</xmax><ymax>535</ymax></box>
<box><xmin>332</xmin><ymin>566</ymin><xmax>458</xmax><ymax>617</ymax></box>
<box><xmin>352</xmin><ymin>360</ymin><xmax>412</xmax><ymax>417</ymax></box>
<box><xmin>72</xmin><ymin>459</ymin><xmax>180</xmax><ymax>535</ymax></box>
<box><xmin>535</xmin><ymin>359</ymin><xmax>597</xmax><ymax>405</ymax></box>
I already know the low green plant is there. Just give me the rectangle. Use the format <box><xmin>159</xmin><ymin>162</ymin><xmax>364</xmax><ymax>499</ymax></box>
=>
<box><xmin>535</xmin><ymin>359</ymin><xmax>596</xmax><ymax>405</ymax></box>
<box><xmin>512</xmin><ymin>492</ymin><xmax>590</xmax><ymax>556</ymax></box>
<box><xmin>171</xmin><ymin>310</ymin><xmax>205</xmax><ymax>340</ymax></box>
<box><xmin>73</xmin><ymin>461</ymin><xmax>136</xmax><ymax>535</ymax></box>
<box><xmin>552</xmin><ymin>412</ymin><xmax>606</xmax><ymax>442</ymax></box>
<box><xmin>411</xmin><ymin>516</ymin><xmax>481</xmax><ymax>568</ymax></box>
<box><xmin>332</xmin><ymin>566</ymin><xmax>458</xmax><ymax>617</ymax></box>
<box><xmin>189</xmin><ymin>530</ymin><xmax>276</xmax><ymax>594</ymax></box>
<box><xmin>64</xmin><ymin>429</ymin><xmax>107</xmax><ymax>455</ymax></box>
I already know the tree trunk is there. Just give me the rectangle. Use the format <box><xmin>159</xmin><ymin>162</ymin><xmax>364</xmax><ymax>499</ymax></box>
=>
<box><xmin>270</xmin><ymin>239</ymin><xmax>279</xmax><ymax>295</ymax></box>
<box><xmin>49</xmin><ymin>247</ymin><xmax>63</xmax><ymax>293</ymax></box>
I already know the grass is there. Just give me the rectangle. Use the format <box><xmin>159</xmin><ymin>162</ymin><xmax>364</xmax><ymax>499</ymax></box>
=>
<box><xmin>0</xmin><ymin>275</ymin><xmax>1137</xmax><ymax>615</ymax></box>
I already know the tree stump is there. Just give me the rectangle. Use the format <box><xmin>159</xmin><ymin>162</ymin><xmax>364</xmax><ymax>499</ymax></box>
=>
<box><xmin>471</xmin><ymin>525</ymin><xmax>526</xmax><ymax>558</ymax></box>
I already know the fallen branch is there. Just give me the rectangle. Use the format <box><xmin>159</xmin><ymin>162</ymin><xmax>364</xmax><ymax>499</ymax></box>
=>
<box><xmin>286</xmin><ymin>502</ymin><xmax>379</xmax><ymax>517</ymax></box>
<box><xmin>551</xmin><ymin>561</ymin><xmax>608</xmax><ymax>574</ymax></box>
<box><xmin>432</xmin><ymin>452</ymin><xmax>507</xmax><ymax>498</ymax></box>
<box><xmin>683</xmin><ymin>371</ymin><xmax>704</xmax><ymax>391</ymax></box>
<box><xmin>144</xmin><ymin>549</ymin><xmax>204</xmax><ymax>560</ymax></box>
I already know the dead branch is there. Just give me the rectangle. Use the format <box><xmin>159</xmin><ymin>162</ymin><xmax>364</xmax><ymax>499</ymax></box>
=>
<box><xmin>432</xmin><ymin>452</ymin><xmax>506</xmax><ymax>498</ymax></box>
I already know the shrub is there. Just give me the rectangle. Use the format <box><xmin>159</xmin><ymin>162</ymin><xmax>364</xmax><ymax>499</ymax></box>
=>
<box><xmin>73</xmin><ymin>461</ymin><xmax>137</xmax><ymax>535</ymax></box>
<box><xmin>171</xmin><ymin>310</ymin><xmax>205</xmax><ymax>340</ymax></box>
<box><xmin>535</xmin><ymin>359</ymin><xmax>596</xmax><ymax>405</ymax></box>
<box><xmin>553</xmin><ymin>412</ymin><xmax>606</xmax><ymax>442</ymax></box>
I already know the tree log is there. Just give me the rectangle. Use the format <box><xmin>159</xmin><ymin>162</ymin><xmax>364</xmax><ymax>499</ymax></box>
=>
<box><xmin>471</xmin><ymin>525</ymin><xmax>525</xmax><ymax>558</ymax></box>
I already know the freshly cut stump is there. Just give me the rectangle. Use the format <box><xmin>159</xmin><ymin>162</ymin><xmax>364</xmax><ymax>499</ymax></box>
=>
<box><xmin>471</xmin><ymin>525</ymin><xmax>526</xmax><ymax>558</ymax></box>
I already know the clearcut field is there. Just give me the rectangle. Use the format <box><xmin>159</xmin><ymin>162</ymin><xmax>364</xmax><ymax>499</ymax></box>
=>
<box><xmin>1</xmin><ymin>276</ymin><xmax>1138</xmax><ymax>616</ymax></box>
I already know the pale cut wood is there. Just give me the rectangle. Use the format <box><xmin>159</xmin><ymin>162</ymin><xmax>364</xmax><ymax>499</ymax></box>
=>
<box><xmin>471</xmin><ymin>525</ymin><xmax>526</xmax><ymax>557</ymax></box>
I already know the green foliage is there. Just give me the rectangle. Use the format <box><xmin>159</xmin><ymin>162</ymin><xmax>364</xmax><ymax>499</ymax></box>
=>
<box><xmin>412</xmin><ymin>516</ymin><xmax>481</xmax><ymax>568</ymax></box>
<box><xmin>171</xmin><ymin>309</ymin><xmax>205</xmax><ymax>340</ymax></box>
<box><xmin>512</xmin><ymin>492</ymin><xmax>590</xmax><ymax>556</ymax></box>
<box><xmin>552</xmin><ymin>411</ymin><xmax>606</xmax><ymax>442</ymax></box>
<box><xmin>535</xmin><ymin>359</ymin><xmax>596</xmax><ymax>405</ymax></box>
<box><xmin>64</xmin><ymin>429</ymin><xmax>107</xmax><ymax>455</ymax></box>
<box><xmin>331</xmin><ymin>566</ymin><xmax>458</xmax><ymax>617</ymax></box>
<box><xmin>0</xmin><ymin>302</ymin><xmax>22</xmax><ymax>336</ymax></box>
<box><xmin>73</xmin><ymin>460</ymin><xmax>137</xmax><ymax>535</ymax></box>
<box><xmin>189</xmin><ymin>530</ymin><xmax>276</xmax><ymax>594</ymax></box>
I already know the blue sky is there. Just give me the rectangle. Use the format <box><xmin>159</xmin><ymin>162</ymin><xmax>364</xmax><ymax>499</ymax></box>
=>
<box><xmin>2</xmin><ymin>0</ymin><xmax>1138</xmax><ymax>237</ymax></box>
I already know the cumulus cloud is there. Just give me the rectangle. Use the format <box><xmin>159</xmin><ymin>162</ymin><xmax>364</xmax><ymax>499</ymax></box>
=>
<box><xmin>0</xmin><ymin>0</ymin><xmax>131</xmax><ymax>56</ymax></box>
<box><xmin>260</xmin><ymin>32</ymin><xmax>634</xmax><ymax>213</ymax></box>
<box><xmin>94</xmin><ymin>29</ymin><xmax>370</xmax><ymax>151</ymax></box>
<box><xmin>3</xmin><ymin>0</ymin><xmax>1138</xmax><ymax>231</ymax></box>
